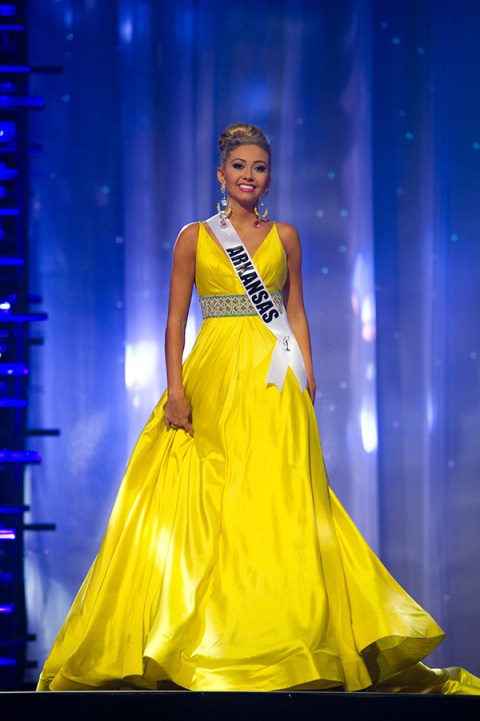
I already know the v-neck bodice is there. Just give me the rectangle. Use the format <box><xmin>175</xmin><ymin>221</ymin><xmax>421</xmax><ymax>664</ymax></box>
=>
<box><xmin>195</xmin><ymin>221</ymin><xmax>287</xmax><ymax>297</ymax></box>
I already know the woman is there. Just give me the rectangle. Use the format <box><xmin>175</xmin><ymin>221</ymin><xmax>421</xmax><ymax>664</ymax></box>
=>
<box><xmin>37</xmin><ymin>123</ymin><xmax>480</xmax><ymax>693</ymax></box>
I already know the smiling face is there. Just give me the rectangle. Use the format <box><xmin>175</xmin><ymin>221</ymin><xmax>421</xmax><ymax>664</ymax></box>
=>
<box><xmin>217</xmin><ymin>144</ymin><xmax>270</xmax><ymax>209</ymax></box>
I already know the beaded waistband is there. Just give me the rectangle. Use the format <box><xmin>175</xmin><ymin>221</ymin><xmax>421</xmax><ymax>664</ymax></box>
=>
<box><xmin>199</xmin><ymin>292</ymin><xmax>283</xmax><ymax>319</ymax></box>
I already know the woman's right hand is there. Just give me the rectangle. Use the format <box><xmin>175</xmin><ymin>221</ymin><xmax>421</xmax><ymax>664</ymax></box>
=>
<box><xmin>164</xmin><ymin>390</ymin><xmax>194</xmax><ymax>437</ymax></box>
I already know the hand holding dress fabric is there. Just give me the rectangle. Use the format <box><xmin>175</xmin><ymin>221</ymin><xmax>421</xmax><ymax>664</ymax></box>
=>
<box><xmin>164</xmin><ymin>392</ymin><xmax>194</xmax><ymax>436</ymax></box>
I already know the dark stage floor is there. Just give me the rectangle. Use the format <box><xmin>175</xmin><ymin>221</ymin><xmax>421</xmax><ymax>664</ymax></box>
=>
<box><xmin>1</xmin><ymin>690</ymin><xmax>479</xmax><ymax>721</ymax></box>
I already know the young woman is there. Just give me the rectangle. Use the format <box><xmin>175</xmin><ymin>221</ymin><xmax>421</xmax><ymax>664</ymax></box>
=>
<box><xmin>37</xmin><ymin>123</ymin><xmax>480</xmax><ymax>694</ymax></box>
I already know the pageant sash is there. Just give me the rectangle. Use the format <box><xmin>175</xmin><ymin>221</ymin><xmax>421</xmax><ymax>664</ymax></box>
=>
<box><xmin>206</xmin><ymin>214</ymin><xmax>307</xmax><ymax>392</ymax></box>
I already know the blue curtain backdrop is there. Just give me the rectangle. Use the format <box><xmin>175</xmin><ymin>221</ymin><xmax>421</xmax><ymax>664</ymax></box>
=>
<box><xmin>24</xmin><ymin>0</ymin><xmax>480</xmax><ymax>681</ymax></box>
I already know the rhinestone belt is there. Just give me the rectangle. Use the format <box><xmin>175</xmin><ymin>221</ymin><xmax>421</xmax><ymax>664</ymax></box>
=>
<box><xmin>199</xmin><ymin>292</ymin><xmax>283</xmax><ymax>319</ymax></box>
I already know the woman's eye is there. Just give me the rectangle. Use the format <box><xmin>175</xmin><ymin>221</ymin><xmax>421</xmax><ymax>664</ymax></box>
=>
<box><xmin>255</xmin><ymin>165</ymin><xmax>266</xmax><ymax>173</ymax></box>
<box><xmin>233</xmin><ymin>163</ymin><xmax>244</xmax><ymax>170</ymax></box>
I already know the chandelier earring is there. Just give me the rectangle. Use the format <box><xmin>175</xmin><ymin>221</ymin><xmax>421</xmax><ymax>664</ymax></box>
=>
<box><xmin>217</xmin><ymin>182</ymin><xmax>232</xmax><ymax>227</ymax></box>
<box><xmin>253</xmin><ymin>189</ymin><xmax>269</xmax><ymax>228</ymax></box>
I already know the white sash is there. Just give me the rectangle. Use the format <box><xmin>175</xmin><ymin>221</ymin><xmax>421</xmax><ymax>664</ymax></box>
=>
<box><xmin>206</xmin><ymin>214</ymin><xmax>307</xmax><ymax>392</ymax></box>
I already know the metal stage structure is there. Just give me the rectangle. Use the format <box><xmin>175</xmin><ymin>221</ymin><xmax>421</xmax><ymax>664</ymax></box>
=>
<box><xmin>0</xmin><ymin>0</ymin><xmax>58</xmax><ymax>689</ymax></box>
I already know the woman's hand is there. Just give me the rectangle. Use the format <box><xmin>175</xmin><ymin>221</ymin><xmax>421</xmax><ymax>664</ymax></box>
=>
<box><xmin>164</xmin><ymin>390</ymin><xmax>194</xmax><ymax>437</ymax></box>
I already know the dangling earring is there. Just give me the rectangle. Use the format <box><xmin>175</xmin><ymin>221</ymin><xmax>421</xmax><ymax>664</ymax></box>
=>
<box><xmin>217</xmin><ymin>183</ymin><xmax>232</xmax><ymax>227</ymax></box>
<box><xmin>253</xmin><ymin>189</ymin><xmax>269</xmax><ymax>228</ymax></box>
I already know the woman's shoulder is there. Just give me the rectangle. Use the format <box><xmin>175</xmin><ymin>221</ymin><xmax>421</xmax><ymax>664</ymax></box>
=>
<box><xmin>176</xmin><ymin>221</ymin><xmax>201</xmax><ymax>239</ymax></box>
<box><xmin>174</xmin><ymin>221</ymin><xmax>202</xmax><ymax>246</ymax></box>
<box><xmin>275</xmin><ymin>221</ymin><xmax>301</xmax><ymax>251</ymax></box>
<box><xmin>172</xmin><ymin>222</ymin><xmax>202</xmax><ymax>260</ymax></box>
<box><xmin>275</xmin><ymin>221</ymin><xmax>299</xmax><ymax>238</ymax></box>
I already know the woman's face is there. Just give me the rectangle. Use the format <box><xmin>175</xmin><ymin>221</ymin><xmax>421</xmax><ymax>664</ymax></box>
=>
<box><xmin>218</xmin><ymin>144</ymin><xmax>270</xmax><ymax>207</ymax></box>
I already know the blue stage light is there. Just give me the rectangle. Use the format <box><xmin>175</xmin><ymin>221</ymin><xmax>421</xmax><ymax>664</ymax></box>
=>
<box><xmin>0</xmin><ymin>121</ymin><xmax>16</xmax><ymax>142</ymax></box>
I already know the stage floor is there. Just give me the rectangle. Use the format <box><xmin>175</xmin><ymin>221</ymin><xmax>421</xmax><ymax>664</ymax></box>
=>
<box><xmin>1</xmin><ymin>690</ymin><xmax>479</xmax><ymax>721</ymax></box>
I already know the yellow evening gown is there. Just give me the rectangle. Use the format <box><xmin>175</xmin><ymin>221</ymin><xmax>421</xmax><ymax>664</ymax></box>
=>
<box><xmin>37</xmin><ymin>222</ymin><xmax>480</xmax><ymax>693</ymax></box>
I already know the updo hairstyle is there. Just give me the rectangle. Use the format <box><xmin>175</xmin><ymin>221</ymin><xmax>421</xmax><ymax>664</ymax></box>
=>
<box><xmin>218</xmin><ymin>122</ymin><xmax>271</xmax><ymax>169</ymax></box>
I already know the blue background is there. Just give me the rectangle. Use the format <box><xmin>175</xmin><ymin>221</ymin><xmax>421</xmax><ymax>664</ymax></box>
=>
<box><xmin>24</xmin><ymin>0</ymin><xmax>480</xmax><ymax>680</ymax></box>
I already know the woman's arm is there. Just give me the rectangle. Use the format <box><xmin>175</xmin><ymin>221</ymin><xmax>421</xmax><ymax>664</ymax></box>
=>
<box><xmin>163</xmin><ymin>223</ymin><xmax>198</xmax><ymax>435</ymax></box>
<box><xmin>277</xmin><ymin>222</ymin><xmax>317</xmax><ymax>404</ymax></box>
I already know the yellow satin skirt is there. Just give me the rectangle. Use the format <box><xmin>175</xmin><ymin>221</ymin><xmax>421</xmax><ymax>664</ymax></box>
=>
<box><xmin>36</xmin><ymin>315</ymin><xmax>480</xmax><ymax>694</ymax></box>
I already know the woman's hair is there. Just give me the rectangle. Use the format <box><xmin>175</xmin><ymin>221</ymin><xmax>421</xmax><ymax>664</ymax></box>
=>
<box><xmin>218</xmin><ymin>122</ymin><xmax>271</xmax><ymax>168</ymax></box>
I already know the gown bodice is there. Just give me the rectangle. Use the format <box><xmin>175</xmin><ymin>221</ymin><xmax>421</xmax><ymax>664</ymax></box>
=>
<box><xmin>195</xmin><ymin>221</ymin><xmax>287</xmax><ymax>297</ymax></box>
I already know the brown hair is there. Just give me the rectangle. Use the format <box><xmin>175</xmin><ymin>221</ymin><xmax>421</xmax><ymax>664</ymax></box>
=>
<box><xmin>218</xmin><ymin>122</ymin><xmax>271</xmax><ymax>168</ymax></box>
